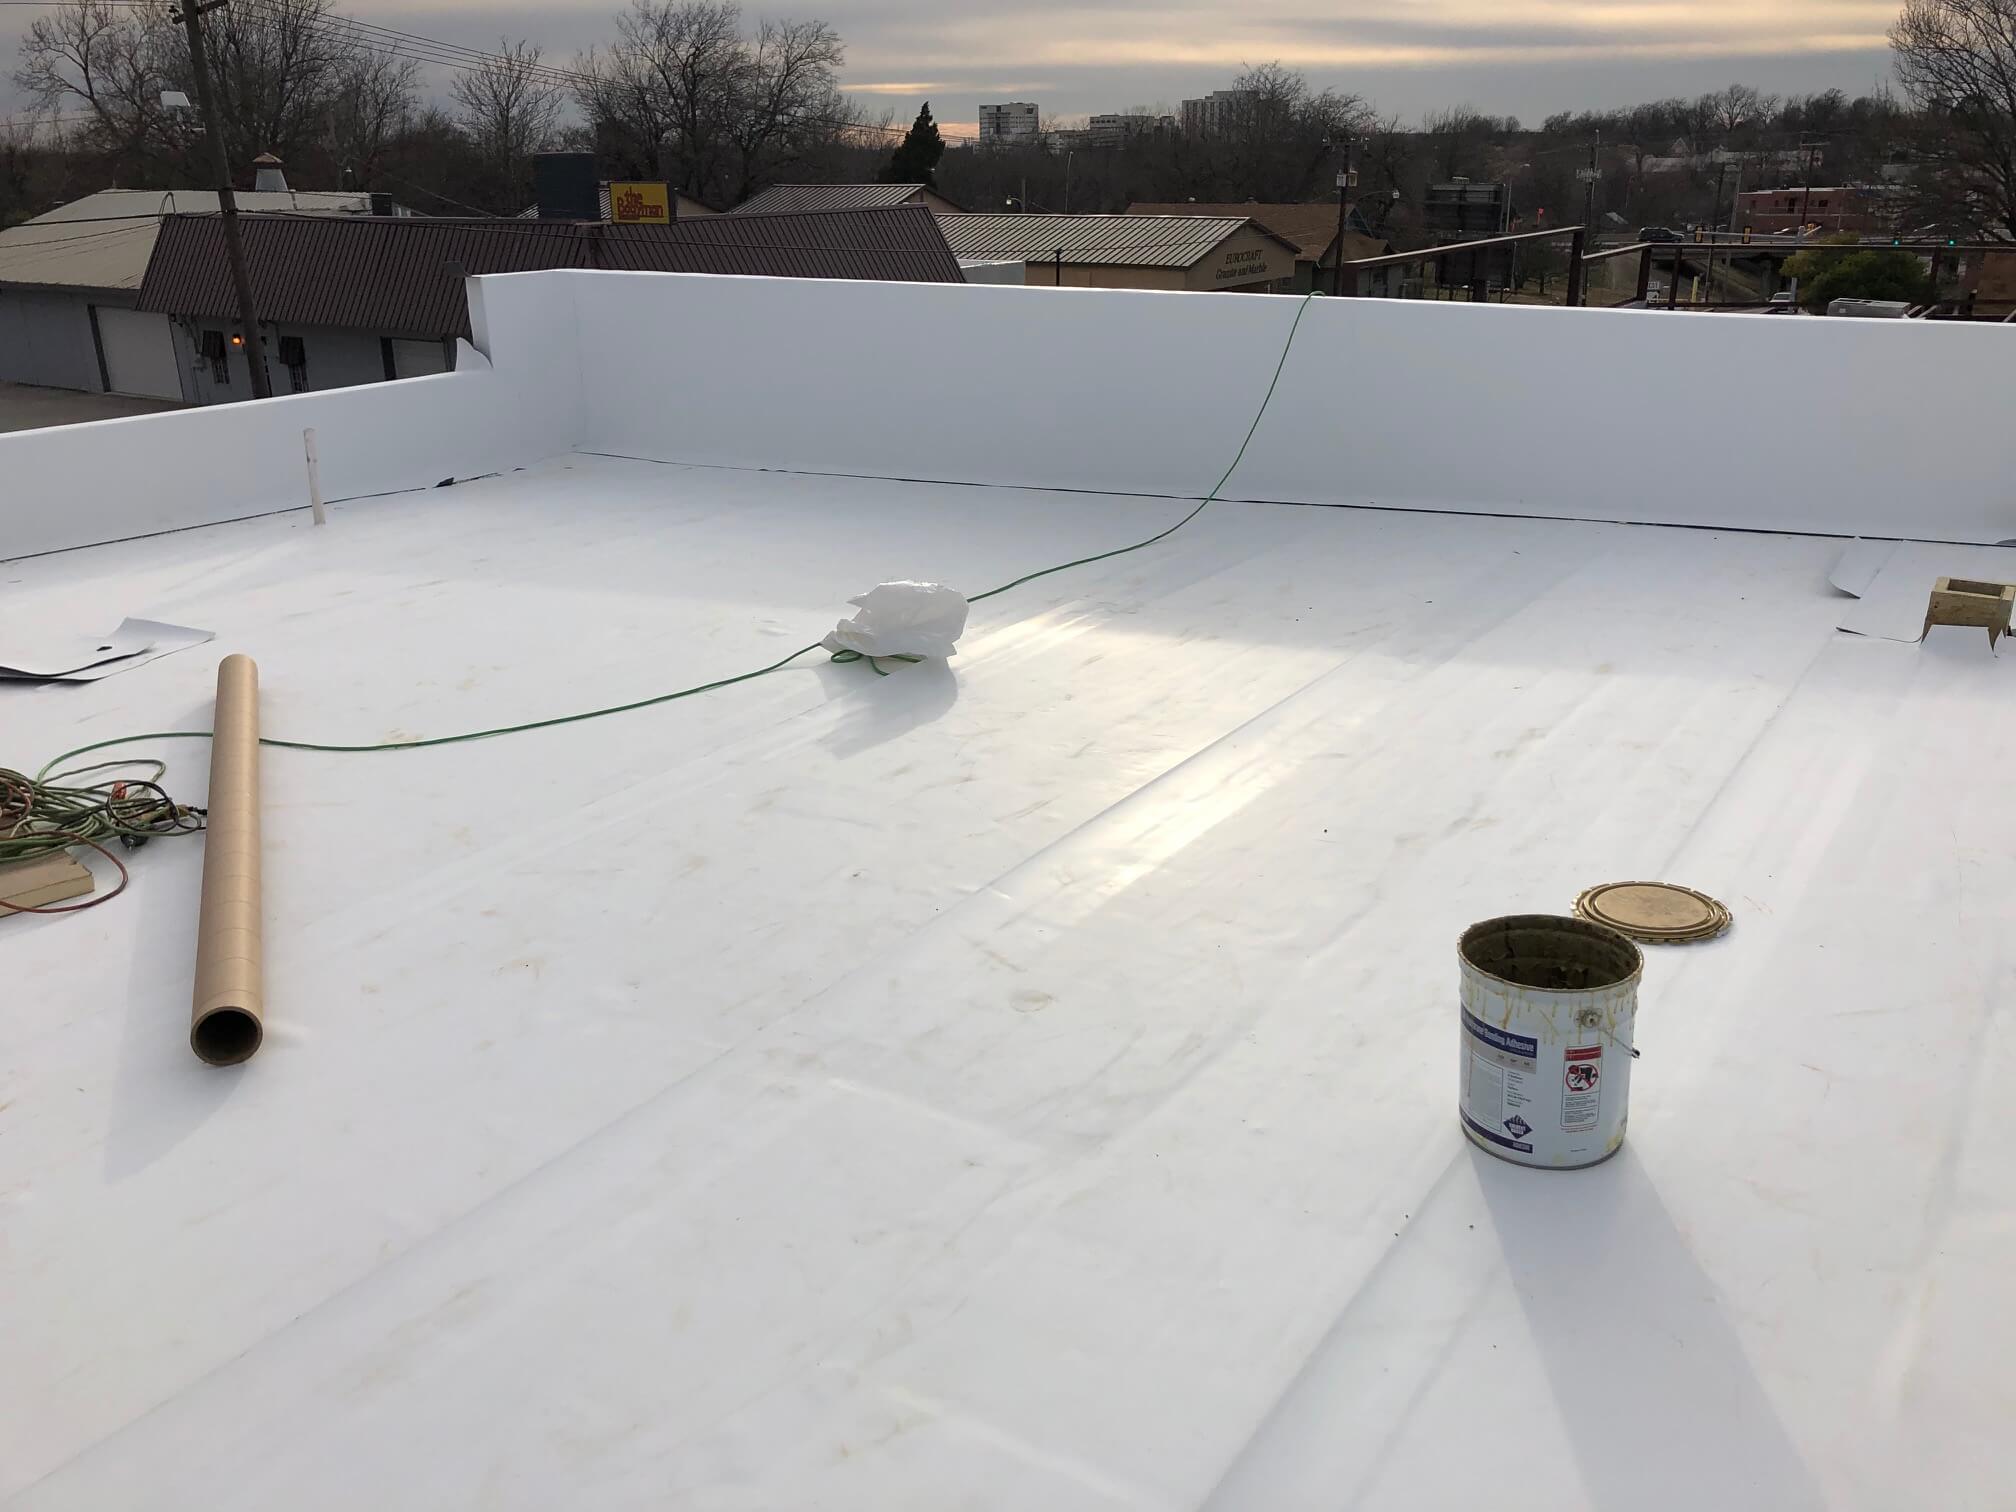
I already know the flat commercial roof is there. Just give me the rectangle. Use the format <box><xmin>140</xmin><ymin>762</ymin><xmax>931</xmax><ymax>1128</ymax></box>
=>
<box><xmin>4</xmin><ymin>270</ymin><xmax>2013</xmax><ymax>1510</ymax></box>
<box><xmin>0</xmin><ymin>188</ymin><xmax>374</xmax><ymax>292</ymax></box>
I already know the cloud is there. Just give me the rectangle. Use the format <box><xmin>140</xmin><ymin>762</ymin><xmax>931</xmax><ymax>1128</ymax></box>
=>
<box><xmin>2</xmin><ymin>1</ymin><xmax>1901</xmax><ymax>129</ymax></box>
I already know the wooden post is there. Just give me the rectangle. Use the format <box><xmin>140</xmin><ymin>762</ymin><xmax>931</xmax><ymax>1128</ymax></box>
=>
<box><xmin>1564</xmin><ymin>228</ymin><xmax>1587</xmax><ymax>307</ymax></box>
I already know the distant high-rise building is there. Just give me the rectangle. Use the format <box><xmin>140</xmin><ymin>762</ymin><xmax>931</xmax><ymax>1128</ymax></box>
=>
<box><xmin>1180</xmin><ymin>90</ymin><xmax>1257</xmax><ymax>138</ymax></box>
<box><xmin>978</xmin><ymin>103</ymin><xmax>1041</xmax><ymax>148</ymax></box>
<box><xmin>1083</xmin><ymin>113</ymin><xmax>1173</xmax><ymax>149</ymax></box>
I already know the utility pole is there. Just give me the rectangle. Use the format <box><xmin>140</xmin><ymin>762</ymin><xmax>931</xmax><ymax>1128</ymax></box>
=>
<box><xmin>1332</xmin><ymin>139</ymin><xmax>1356</xmax><ymax>296</ymax></box>
<box><xmin>1581</xmin><ymin>133</ymin><xmax>1599</xmax><ymax>237</ymax></box>
<box><xmin>1796</xmin><ymin>136</ymin><xmax>1825</xmax><ymax>235</ymax></box>
<box><xmin>1705</xmin><ymin>161</ymin><xmax>1728</xmax><ymax>304</ymax></box>
<box><xmin>179</xmin><ymin>0</ymin><xmax>270</xmax><ymax>398</ymax></box>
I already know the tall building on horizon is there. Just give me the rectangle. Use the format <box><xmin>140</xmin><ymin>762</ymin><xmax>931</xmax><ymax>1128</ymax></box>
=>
<box><xmin>1180</xmin><ymin>90</ymin><xmax>1257</xmax><ymax>138</ymax></box>
<box><xmin>978</xmin><ymin>102</ymin><xmax>1041</xmax><ymax>148</ymax></box>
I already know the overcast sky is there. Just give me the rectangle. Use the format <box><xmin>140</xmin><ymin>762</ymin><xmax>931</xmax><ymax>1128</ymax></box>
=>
<box><xmin>4</xmin><ymin>0</ymin><xmax>1901</xmax><ymax>132</ymax></box>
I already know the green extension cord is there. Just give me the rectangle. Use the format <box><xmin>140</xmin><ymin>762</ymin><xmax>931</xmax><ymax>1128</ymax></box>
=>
<box><xmin>38</xmin><ymin>292</ymin><xmax>1317</xmax><ymax>781</ymax></box>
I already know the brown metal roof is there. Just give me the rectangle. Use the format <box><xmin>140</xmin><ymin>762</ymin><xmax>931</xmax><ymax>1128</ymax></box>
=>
<box><xmin>136</xmin><ymin>205</ymin><xmax>962</xmax><ymax>337</ymax></box>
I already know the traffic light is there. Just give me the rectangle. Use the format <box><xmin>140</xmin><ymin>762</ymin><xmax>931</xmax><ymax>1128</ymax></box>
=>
<box><xmin>1946</xmin><ymin>235</ymin><xmax>1958</xmax><ymax>247</ymax></box>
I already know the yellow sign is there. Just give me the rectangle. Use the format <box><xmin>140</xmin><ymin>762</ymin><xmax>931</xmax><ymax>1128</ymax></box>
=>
<box><xmin>609</xmin><ymin>181</ymin><xmax>673</xmax><ymax>224</ymax></box>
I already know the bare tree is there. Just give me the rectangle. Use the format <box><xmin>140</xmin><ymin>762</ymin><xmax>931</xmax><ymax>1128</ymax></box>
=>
<box><xmin>451</xmin><ymin>37</ymin><xmax>562</xmax><ymax>202</ymax></box>
<box><xmin>1420</xmin><ymin>104</ymin><xmax>1501</xmax><ymax>179</ymax></box>
<box><xmin>15</xmin><ymin>0</ymin><xmax>370</xmax><ymax>181</ymax></box>
<box><xmin>1201</xmin><ymin>63</ymin><xmax>1373</xmax><ymax>202</ymax></box>
<box><xmin>327</xmin><ymin>49</ymin><xmax>420</xmax><ymax>187</ymax></box>
<box><xmin>13</xmin><ymin>0</ymin><xmax>182</xmax><ymax>173</ymax></box>
<box><xmin>198</xmin><ymin>0</ymin><xmax>358</xmax><ymax>167</ymax></box>
<box><xmin>1892</xmin><ymin>0</ymin><xmax>2016</xmax><ymax>236</ymax></box>
<box><xmin>1703</xmin><ymin>83</ymin><xmax>1777</xmax><ymax>139</ymax></box>
<box><xmin>575</xmin><ymin>0</ymin><xmax>746</xmax><ymax>196</ymax></box>
<box><xmin>725</xmin><ymin>18</ymin><xmax>847</xmax><ymax>202</ymax></box>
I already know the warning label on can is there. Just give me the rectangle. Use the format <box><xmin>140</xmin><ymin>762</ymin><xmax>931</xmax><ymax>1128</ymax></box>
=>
<box><xmin>1462</xmin><ymin>1009</ymin><xmax>1538</xmax><ymax>1152</ymax></box>
<box><xmin>1561</xmin><ymin>1043</ymin><xmax>1602</xmax><ymax>1132</ymax></box>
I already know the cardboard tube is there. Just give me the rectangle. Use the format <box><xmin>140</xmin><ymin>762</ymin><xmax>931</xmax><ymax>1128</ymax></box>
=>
<box><xmin>191</xmin><ymin>655</ymin><xmax>263</xmax><ymax>1066</ymax></box>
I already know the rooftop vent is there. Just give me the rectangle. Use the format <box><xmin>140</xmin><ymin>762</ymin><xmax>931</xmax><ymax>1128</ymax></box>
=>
<box><xmin>532</xmin><ymin>152</ymin><xmax>599</xmax><ymax>222</ymax></box>
<box><xmin>252</xmin><ymin>153</ymin><xmax>288</xmax><ymax>193</ymax></box>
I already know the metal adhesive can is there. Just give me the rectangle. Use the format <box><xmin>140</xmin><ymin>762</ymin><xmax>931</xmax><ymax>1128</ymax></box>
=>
<box><xmin>1458</xmin><ymin>915</ymin><xmax>1643</xmax><ymax>1169</ymax></box>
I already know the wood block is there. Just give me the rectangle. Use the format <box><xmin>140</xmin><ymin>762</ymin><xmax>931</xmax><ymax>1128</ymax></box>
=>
<box><xmin>0</xmin><ymin>851</ymin><xmax>94</xmax><ymax>916</ymax></box>
<box><xmin>1924</xmin><ymin>577</ymin><xmax>2015</xmax><ymax>646</ymax></box>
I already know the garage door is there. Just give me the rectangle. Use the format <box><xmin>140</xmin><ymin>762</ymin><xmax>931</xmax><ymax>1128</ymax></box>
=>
<box><xmin>389</xmin><ymin>338</ymin><xmax>451</xmax><ymax>379</ymax></box>
<box><xmin>95</xmin><ymin>306</ymin><xmax>184</xmax><ymax>400</ymax></box>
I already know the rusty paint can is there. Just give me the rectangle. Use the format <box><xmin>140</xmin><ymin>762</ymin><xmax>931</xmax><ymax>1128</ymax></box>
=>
<box><xmin>1458</xmin><ymin>915</ymin><xmax>1643</xmax><ymax>1169</ymax></box>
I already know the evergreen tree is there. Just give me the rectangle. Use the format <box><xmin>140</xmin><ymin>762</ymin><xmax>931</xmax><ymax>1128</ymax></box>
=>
<box><xmin>884</xmin><ymin>102</ymin><xmax>946</xmax><ymax>187</ymax></box>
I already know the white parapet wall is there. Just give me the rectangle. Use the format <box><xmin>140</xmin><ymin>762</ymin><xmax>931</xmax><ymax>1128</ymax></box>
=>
<box><xmin>7</xmin><ymin>268</ymin><xmax>2015</xmax><ymax>560</ymax></box>
<box><xmin>567</xmin><ymin>272</ymin><xmax>2016</xmax><ymax>545</ymax></box>
<box><xmin>0</xmin><ymin>273</ymin><xmax>583</xmax><ymax>562</ymax></box>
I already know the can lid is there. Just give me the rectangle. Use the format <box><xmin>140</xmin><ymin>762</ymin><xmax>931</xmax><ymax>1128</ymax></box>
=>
<box><xmin>1574</xmin><ymin>881</ymin><xmax>1731</xmax><ymax>944</ymax></box>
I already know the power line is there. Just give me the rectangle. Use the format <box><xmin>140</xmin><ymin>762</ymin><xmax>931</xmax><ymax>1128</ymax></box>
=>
<box><xmin>0</xmin><ymin>220</ymin><xmax>155</xmax><ymax>274</ymax></box>
<box><xmin>366</xmin><ymin>169</ymin><xmax>496</xmax><ymax>217</ymax></box>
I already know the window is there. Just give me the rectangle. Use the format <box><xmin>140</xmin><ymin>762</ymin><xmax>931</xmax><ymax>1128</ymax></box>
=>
<box><xmin>278</xmin><ymin>334</ymin><xmax>308</xmax><ymax>393</ymax></box>
<box><xmin>200</xmin><ymin>329</ymin><xmax>229</xmax><ymax>385</ymax></box>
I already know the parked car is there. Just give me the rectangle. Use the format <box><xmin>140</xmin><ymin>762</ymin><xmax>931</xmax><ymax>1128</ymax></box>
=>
<box><xmin>1638</xmin><ymin>226</ymin><xmax>1681</xmax><ymax>243</ymax></box>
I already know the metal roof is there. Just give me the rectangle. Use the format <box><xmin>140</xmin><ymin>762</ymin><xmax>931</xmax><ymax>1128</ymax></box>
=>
<box><xmin>1125</xmin><ymin>202</ymin><xmax>1390</xmax><ymax>262</ymax></box>
<box><xmin>135</xmin><ymin>205</ymin><xmax>964</xmax><ymax>335</ymax></box>
<box><xmin>0</xmin><ymin>188</ymin><xmax>375</xmax><ymax>292</ymax></box>
<box><xmin>732</xmin><ymin>183</ymin><xmax>950</xmax><ymax>215</ymax></box>
<box><xmin>934</xmin><ymin>213</ymin><xmax>1295</xmax><ymax>269</ymax></box>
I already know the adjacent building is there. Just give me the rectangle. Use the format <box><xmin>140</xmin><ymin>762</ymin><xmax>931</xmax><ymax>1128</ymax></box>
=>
<box><xmin>934</xmin><ymin>212</ymin><xmax>1300</xmax><ymax>291</ymax></box>
<box><xmin>134</xmin><ymin>205</ymin><xmax>965</xmax><ymax>404</ymax></box>
<box><xmin>1126</xmin><ymin>202</ymin><xmax>1391</xmax><ymax>294</ymax></box>
<box><xmin>1080</xmin><ymin>114</ymin><xmax>1175</xmax><ymax>150</ymax></box>
<box><xmin>0</xmin><ymin>183</ymin><xmax>390</xmax><ymax>400</ymax></box>
<box><xmin>1180</xmin><ymin>90</ymin><xmax>1257</xmax><ymax>137</ymax></box>
<box><xmin>978</xmin><ymin>102</ymin><xmax>1041</xmax><ymax>148</ymax></box>
<box><xmin>731</xmin><ymin>182</ymin><xmax>965</xmax><ymax>216</ymax></box>
<box><xmin>1735</xmin><ymin>185</ymin><xmax>1891</xmax><ymax>236</ymax></box>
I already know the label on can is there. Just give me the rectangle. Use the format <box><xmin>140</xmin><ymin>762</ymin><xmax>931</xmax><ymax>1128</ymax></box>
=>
<box><xmin>1561</xmin><ymin>1043</ymin><xmax>1603</xmax><ymax>1132</ymax></box>
<box><xmin>1461</xmin><ymin>1009</ymin><xmax>1539</xmax><ymax>1153</ymax></box>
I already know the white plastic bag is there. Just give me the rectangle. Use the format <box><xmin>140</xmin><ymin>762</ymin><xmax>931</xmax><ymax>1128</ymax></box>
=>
<box><xmin>820</xmin><ymin>581</ymin><xmax>969</xmax><ymax>660</ymax></box>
